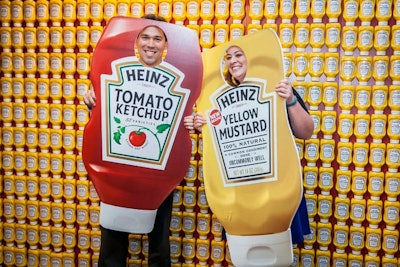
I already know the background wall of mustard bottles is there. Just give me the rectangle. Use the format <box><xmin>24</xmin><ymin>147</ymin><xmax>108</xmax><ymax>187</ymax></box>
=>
<box><xmin>1</xmin><ymin>0</ymin><xmax>400</xmax><ymax>266</ymax></box>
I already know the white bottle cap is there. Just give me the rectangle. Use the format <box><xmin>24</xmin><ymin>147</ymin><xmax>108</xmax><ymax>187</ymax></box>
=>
<box><xmin>226</xmin><ymin>229</ymin><xmax>293</xmax><ymax>267</ymax></box>
<box><xmin>100</xmin><ymin>201</ymin><xmax>157</xmax><ymax>233</ymax></box>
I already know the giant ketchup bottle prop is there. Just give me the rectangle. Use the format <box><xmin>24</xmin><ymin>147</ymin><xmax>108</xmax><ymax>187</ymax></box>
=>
<box><xmin>82</xmin><ymin>17</ymin><xmax>202</xmax><ymax>233</ymax></box>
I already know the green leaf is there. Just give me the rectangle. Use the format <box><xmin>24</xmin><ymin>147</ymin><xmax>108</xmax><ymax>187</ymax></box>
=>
<box><xmin>120</xmin><ymin>126</ymin><xmax>126</xmax><ymax>134</ymax></box>
<box><xmin>113</xmin><ymin>131</ymin><xmax>122</xmax><ymax>144</ymax></box>
<box><xmin>114</xmin><ymin>117</ymin><xmax>121</xmax><ymax>124</ymax></box>
<box><xmin>156</xmin><ymin>124</ymin><xmax>171</xmax><ymax>134</ymax></box>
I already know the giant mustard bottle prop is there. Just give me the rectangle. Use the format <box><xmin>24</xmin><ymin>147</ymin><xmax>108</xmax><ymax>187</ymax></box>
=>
<box><xmin>196</xmin><ymin>30</ymin><xmax>303</xmax><ymax>266</ymax></box>
<box><xmin>82</xmin><ymin>17</ymin><xmax>202</xmax><ymax>233</ymax></box>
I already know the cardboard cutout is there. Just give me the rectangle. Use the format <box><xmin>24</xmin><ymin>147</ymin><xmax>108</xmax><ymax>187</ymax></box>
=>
<box><xmin>196</xmin><ymin>30</ymin><xmax>302</xmax><ymax>266</ymax></box>
<box><xmin>82</xmin><ymin>17</ymin><xmax>202</xmax><ymax>233</ymax></box>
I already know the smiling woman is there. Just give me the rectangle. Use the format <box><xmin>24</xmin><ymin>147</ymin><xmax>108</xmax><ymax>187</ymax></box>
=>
<box><xmin>222</xmin><ymin>45</ymin><xmax>248</xmax><ymax>87</ymax></box>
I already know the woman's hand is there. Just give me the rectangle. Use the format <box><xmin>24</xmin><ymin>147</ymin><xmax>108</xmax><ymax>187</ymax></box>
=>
<box><xmin>275</xmin><ymin>79</ymin><xmax>296</xmax><ymax>105</ymax></box>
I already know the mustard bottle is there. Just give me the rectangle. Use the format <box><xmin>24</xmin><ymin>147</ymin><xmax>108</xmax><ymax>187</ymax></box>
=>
<box><xmin>358</xmin><ymin>25</ymin><xmax>374</xmax><ymax>54</ymax></box>
<box><xmin>349</xmin><ymin>224</ymin><xmax>365</xmax><ymax>252</ymax></box>
<box><xmin>365</xmin><ymin>226</ymin><xmax>382</xmax><ymax>254</ymax></box>
<box><xmin>303</xmin><ymin>165</ymin><xmax>319</xmax><ymax>193</ymax></box>
<box><xmin>211</xmin><ymin>213</ymin><xmax>223</xmax><ymax>241</ymax></box>
<box><xmin>304</xmin><ymin>138</ymin><xmax>320</xmax><ymax>166</ymax></box>
<box><xmin>381</xmin><ymin>254</ymin><xmax>398</xmax><ymax>267</ymax></box>
<box><xmin>383</xmin><ymin>200</ymin><xmax>400</xmax><ymax>227</ymax></box>
<box><xmin>199</xmin><ymin>23</ymin><xmax>214</xmax><ymax>50</ymax></box>
<box><xmin>324</xmin><ymin>52</ymin><xmax>339</xmax><ymax>81</ymax></box>
<box><xmin>317</xmin><ymin>194</ymin><xmax>333</xmax><ymax>221</ymax></box>
<box><xmin>279</xmin><ymin>23</ymin><xmax>294</xmax><ymax>51</ymax></box>
<box><xmin>172</xmin><ymin>0</ymin><xmax>186</xmax><ymax>24</ymax></box>
<box><xmin>333</xmin><ymin>222</ymin><xmax>349</xmax><ymax>252</ymax></box>
<box><xmin>391</xmin><ymin>25</ymin><xmax>400</xmax><ymax>52</ymax></box>
<box><xmin>300</xmin><ymin>247</ymin><xmax>315</xmax><ymax>265</ymax></box>
<box><xmin>294</xmin><ymin>23</ymin><xmax>310</xmax><ymax>51</ymax></box>
<box><xmin>353</xmin><ymin>142</ymin><xmax>369</xmax><ymax>171</ymax></box>
<box><xmin>384</xmin><ymin>171</ymin><xmax>400</xmax><ymax>201</ymax></box>
<box><xmin>369</xmin><ymin>143</ymin><xmax>386</xmax><ymax>172</ymax></box>
<box><xmin>310</xmin><ymin>23</ymin><xmax>325</xmax><ymax>51</ymax></box>
<box><xmin>340</xmin><ymin>55</ymin><xmax>356</xmax><ymax>83</ymax></box>
<box><xmin>356</xmin><ymin>55</ymin><xmax>373</xmax><ymax>83</ymax></box>
<box><xmin>326</xmin><ymin>0</ymin><xmax>341</xmax><ymax>22</ymax></box>
<box><xmin>230</xmin><ymin>0</ymin><xmax>245</xmax><ymax>24</ymax></box>
<box><xmin>131</xmin><ymin>0</ymin><xmax>145</xmax><ymax>18</ymax></box>
<box><xmin>182</xmin><ymin>237</ymin><xmax>196</xmax><ymax>263</ymax></box>
<box><xmin>10</xmin><ymin>0</ymin><xmax>24</xmax><ymax>26</ymax></box>
<box><xmin>0</xmin><ymin>0</ymin><xmax>11</xmax><ymax>26</ymax></box>
<box><xmin>89</xmin><ymin>0</ymin><xmax>103</xmax><ymax>25</ymax></box>
<box><xmin>117</xmin><ymin>0</ymin><xmax>131</xmax><ymax>17</ymax></box>
<box><xmin>229</xmin><ymin>23</ymin><xmax>244</xmax><ymax>41</ymax></box>
<box><xmin>303</xmin><ymin>219</ymin><xmax>316</xmax><ymax>249</ymax></box>
<box><xmin>374</xmin><ymin>25</ymin><xmax>390</xmax><ymax>54</ymax></box>
<box><xmin>186</xmin><ymin>0</ymin><xmax>200</xmax><ymax>23</ymax></box>
<box><xmin>295</xmin><ymin>0</ymin><xmax>311</xmax><ymax>22</ymax></box>
<box><xmin>214</xmin><ymin>23</ymin><xmax>229</xmax><ymax>46</ymax></box>
<box><xmin>310</xmin><ymin>0</ymin><xmax>326</xmax><ymax>22</ymax></box>
<box><xmin>183</xmin><ymin>186</ymin><xmax>197</xmax><ymax>212</ymax></box>
<box><xmin>199</xmin><ymin>0</ymin><xmax>214</xmax><ymax>24</ymax></box>
<box><xmin>293</xmin><ymin>51</ymin><xmax>309</xmax><ymax>78</ymax></box>
<box><xmin>211</xmin><ymin>239</ymin><xmax>225</xmax><ymax>265</ymax></box>
<box><xmin>170</xmin><ymin>211</ymin><xmax>182</xmax><ymax>236</ymax></box>
<box><xmin>343</xmin><ymin>0</ymin><xmax>358</xmax><ymax>25</ymax></box>
<box><xmin>336</xmin><ymin>141</ymin><xmax>353</xmax><ymax>170</ymax></box>
<box><xmin>196</xmin><ymin>239</ymin><xmax>210</xmax><ymax>264</ymax></box>
<box><xmin>366</xmin><ymin>198</ymin><xmax>383</xmax><ymax>227</ymax></box>
<box><xmin>264</xmin><ymin>0</ymin><xmax>279</xmax><ymax>23</ymax></box>
<box><xmin>63</xmin><ymin>201</ymin><xmax>77</xmax><ymax>225</ymax></box>
<box><xmin>196</xmin><ymin>212</ymin><xmax>211</xmax><ymax>239</ymax></box>
<box><xmin>370</xmin><ymin>114</ymin><xmax>387</xmax><ymax>143</ymax></box>
<box><xmin>342</xmin><ymin>25</ymin><xmax>358</xmax><ymax>55</ymax></box>
<box><xmin>282</xmin><ymin>52</ymin><xmax>292</xmax><ymax>78</ymax></box>
<box><xmin>315</xmin><ymin>248</ymin><xmax>330</xmax><ymax>266</ymax></box>
<box><xmin>279</xmin><ymin>0</ymin><xmax>294</xmax><ymax>23</ymax></box>
<box><xmin>182</xmin><ymin>211</ymin><xmax>196</xmax><ymax>237</ymax></box>
<box><xmin>386</xmin><ymin>143</ymin><xmax>400</xmax><ymax>172</ymax></box>
<box><xmin>293</xmin><ymin>80</ymin><xmax>308</xmax><ymax>102</ymax></box>
<box><xmin>350</xmin><ymin>197</ymin><xmax>366</xmax><ymax>225</ymax></box>
<box><xmin>309</xmin><ymin>52</ymin><xmax>324</xmax><ymax>78</ymax></box>
<box><xmin>387</xmin><ymin>114</ymin><xmax>400</xmax><ymax>143</ymax></box>
<box><xmin>49</xmin><ymin>0</ymin><xmax>63</xmax><ymax>26</ymax></box>
<box><xmin>375</xmin><ymin>0</ymin><xmax>392</xmax><ymax>25</ymax></box>
<box><xmin>390</xmin><ymin>55</ymin><xmax>400</xmax><ymax>83</ymax></box>
<box><xmin>325</xmin><ymin>23</ymin><xmax>340</xmax><ymax>51</ymax></box>
<box><xmin>320</xmin><ymin>110</ymin><xmax>336</xmax><ymax>138</ymax></box>
<box><xmin>197</xmin><ymin>187</ymin><xmax>209</xmax><ymax>212</ymax></box>
<box><xmin>373</xmin><ymin>55</ymin><xmax>389</xmax><ymax>83</ymax></box>
<box><xmin>367</xmin><ymin>171</ymin><xmax>384</xmax><ymax>200</ymax></box>
<box><xmin>334</xmin><ymin>197</ymin><xmax>350</xmax><ymax>222</ymax></box>
<box><xmin>354</xmin><ymin>113</ymin><xmax>370</xmax><ymax>142</ymax></box>
<box><xmin>359</xmin><ymin>0</ymin><xmax>375</xmax><ymax>25</ymax></box>
<box><xmin>382</xmin><ymin>227</ymin><xmax>399</xmax><ymax>257</ymax></box>
<box><xmin>62</xmin><ymin>0</ymin><xmax>76</xmax><ymax>26</ymax></box>
<box><xmin>316</xmin><ymin>220</ymin><xmax>332</xmax><ymax>248</ymax></box>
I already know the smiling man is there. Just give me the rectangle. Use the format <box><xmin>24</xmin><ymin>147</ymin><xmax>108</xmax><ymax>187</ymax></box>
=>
<box><xmin>136</xmin><ymin>24</ymin><xmax>168</xmax><ymax>67</ymax></box>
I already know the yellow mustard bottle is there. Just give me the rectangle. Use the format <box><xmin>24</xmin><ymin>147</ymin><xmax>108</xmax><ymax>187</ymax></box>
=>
<box><xmin>317</xmin><ymin>194</ymin><xmax>333</xmax><ymax>221</ymax></box>
<box><xmin>387</xmin><ymin>114</ymin><xmax>400</xmax><ymax>144</ymax></box>
<box><xmin>353</xmin><ymin>142</ymin><xmax>369</xmax><ymax>171</ymax></box>
<box><xmin>320</xmin><ymin>110</ymin><xmax>336</xmax><ymax>139</ymax></box>
<box><xmin>359</xmin><ymin>0</ymin><xmax>375</xmax><ymax>25</ymax></box>
<box><xmin>310</xmin><ymin>23</ymin><xmax>325</xmax><ymax>51</ymax></box>
<box><xmin>309</xmin><ymin>52</ymin><xmax>324</xmax><ymax>79</ymax></box>
<box><xmin>333</xmin><ymin>222</ymin><xmax>349</xmax><ymax>252</ymax></box>
<box><xmin>385</xmin><ymin>143</ymin><xmax>400</xmax><ymax>172</ymax></box>
<box><xmin>324</xmin><ymin>52</ymin><xmax>339</xmax><ymax>81</ymax></box>
<box><xmin>293</xmin><ymin>51</ymin><xmax>309</xmax><ymax>78</ymax></box>
<box><xmin>349</xmin><ymin>224</ymin><xmax>365</xmax><ymax>252</ymax></box>
<box><xmin>310</xmin><ymin>0</ymin><xmax>326</xmax><ymax>22</ymax></box>
<box><xmin>279</xmin><ymin>23</ymin><xmax>294</xmax><ymax>51</ymax></box>
<box><xmin>373</xmin><ymin>55</ymin><xmax>389</xmax><ymax>83</ymax></box>
<box><xmin>303</xmin><ymin>165</ymin><xmax>319</xmax><ymax>194</ymax></box>
<box><xmin>326</xmin><ymin>0</ymin><xmax>341</xmax><ymax>22</ymax></box>
<box><xmin>264</xmin><ymin>0</ymin><xmax>279</xmax><ymax>23</ymax></box>
<box><xmin>334</xmin><ymin>197</ymin><xmax>350</xmax><ymax>222</ymax></box>
<box><xmin>384</xmin><ymin>171</ymin><xmax>400</xmax><ymax>201</ymax></box>
<box><xmin>374</xmin><ymin>25</ymin><xmax>390</xmax><ymax>54</ymax></box>
<box><xmin>383</xmin><ymin>200</ymin><xmax>400</xmax><ymax>227</ymax></box>
<box><xmin>304</xmin><ymin>138</ymin><xmax>320</xmax><ymax>167</ymax></box>
<box><xmin>375</xmin><ymin>0</ymin><xmax>392</xmax><ymax>25</ymax></box>
<box><xmin>343</xmin><ymin>0</ymin><xmax>358</xmax><ymax>25</ymax></box>
<box><xmin>350</xmin><ymin>197</ymin><xmax>366</xmax><ymax>225</ymax></box>
<box><xmin>369</xmin><ymin>143</ymin><xmax>386</xmax><ymax>172</ymax></box>
<box><xmin>186</xmin><ymin>0</ymin><xmax>200</xmax><ymax>23</ymax></box>
<box><xmin>316</xmin><ymin>220</ymin><xmax>332</xmax><ymax>248</ymax></box>
<box><xmin>117</xmin><ymin>0</ymin><xmax>131</xmax><ymax>17</ymax></box>
<box><xmin>358</xmin><ymin>25</ymin><xmax>374</xmax><ymax>54</ymax></box>
<box><xmin>366</xmin><ymin>198</ymin><xmax>383</xmax><ymax>227</ymax></box>
<box><xmin>325</xmin><ymin>23</ymin><xmax>340</xmax><ymax>51</ymax></box>
<box><xmin>230</xmin><ymin>0</ymin><xmax>245</xmax><ymax>24</ymax></box>
<box><xmin>294</xmin><ymin>23</ymin><xmax>310</xmax><ymax>51</ymax></box>
<box><xmin>199</xmin><ymin>23</ymin><xmax>214</xmax><ymax>50</ymax></box>
<box><xmin>295</xmin><ymin>0</ymin><xmax>311</xmax><ymax>22</ymax></box>
<box><xmin>214</xmin><ymin>23</ymin><xmax>229</xmax><ymax>46</ymax></box>
<box><xmin>336</xmin><ymin>141</ymin><xmax>353</xmax><ymax>170</ymax></box>
<box><xmin>342</xmin><ymin>25</ymin><xmax>358</xmax><ymax>55</ymax></box>
<box><xmin>365</xmin><ymin>226</ymin><xmax>382</xmax><ymax>255</ymax></box>
<box><xmin>340</xmin><ymin>55</ymin><xmax>356</xmax><ymax>83</ymax></box>
<box><xmin>279</xmin><ymin>0</ymin><xmax>295</xmax><ymax>23</ymax></box>
<box><xmin>367</xmin><ymin>171</ymin><xmax>384</xmax><ymax>200</ymax></box>
<box><xmin>354</xmin><ymin>113</ymin><xmax>370</xmax><ymax>142</ymax></box>
<box><xmin>370</xmin><ymin>114</ymin><xmax>387</xmax><ymax>143</ymax></box>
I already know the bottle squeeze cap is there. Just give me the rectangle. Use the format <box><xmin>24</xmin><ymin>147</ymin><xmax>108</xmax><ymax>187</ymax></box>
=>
<box><xmin>226</xmin><ymin>229</ymin><xmax>293</xmax><ymax>267</ymax></box>
<box><xmin>100</xmin><ymin>201</ymin><xmax>157</xmax><ymax>233</ymax></box>
<box><xmin>352</xmin><ymin>249</ymin><xmax>361</xmax><ymax>255</ymax></box>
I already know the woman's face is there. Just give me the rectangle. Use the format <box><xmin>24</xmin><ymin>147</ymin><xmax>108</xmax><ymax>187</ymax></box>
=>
<box><xmin>225</xmin><ymin>46</ymin><xmax>247</xmax><ymax>83</ymax></box>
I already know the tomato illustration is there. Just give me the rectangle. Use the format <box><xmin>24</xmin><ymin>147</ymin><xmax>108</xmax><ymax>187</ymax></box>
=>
<box><xmin>129</xmin><ymin>130</ymin><xmax>146</xmax><ymax>147</ymax></box>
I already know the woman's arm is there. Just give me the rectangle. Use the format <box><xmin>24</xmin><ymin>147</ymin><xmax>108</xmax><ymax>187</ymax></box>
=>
<box><xmin>275</xmin><ymin>80</ymin><xmax>314</xmax><ymax>140</ymax></box>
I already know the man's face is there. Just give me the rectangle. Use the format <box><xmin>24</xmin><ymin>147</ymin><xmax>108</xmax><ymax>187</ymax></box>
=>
<box><xmin>136</xmin><ymin>26</ymin><xmax>167</xmax><ymax>67</ymax></box>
